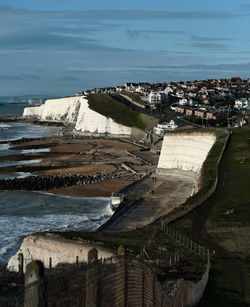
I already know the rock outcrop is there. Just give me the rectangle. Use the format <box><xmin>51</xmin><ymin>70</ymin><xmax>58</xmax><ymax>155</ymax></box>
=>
<box><xmin>23</xmin><ymin>96</ymin><xmax>82</xmax><ymax>123</ymax></box>
<box><xmin>7</xmin><ymin>234</ymin><xmax>115</xmax><ymax>272</ymax></box>
<box><xmin>23</xmin><ymin>96</ymin><xmax>132</xmax><ymax>136</ymax></box>
<box><xmin>75</xmin><ymin>97</ymin><xmax>132</xmax><ymax>135</ymax></box>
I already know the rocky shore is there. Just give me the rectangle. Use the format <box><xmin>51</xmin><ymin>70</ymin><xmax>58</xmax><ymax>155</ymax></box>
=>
<box><xmin>0</xmin><ymin>127</ymin><xmax>157</xmax><ymax>197</ymax></box>
<box><xmin>0</xmin><ymin>171</ymin><xmax>137</xmax><ymax>191</ymax></box>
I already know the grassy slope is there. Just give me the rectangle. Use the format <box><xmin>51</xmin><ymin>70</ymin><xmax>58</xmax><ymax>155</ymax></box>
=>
<box><xmin>57</xmin><ymin>223</ymin><xmax>206</xmax><ymax>276</ymax></box>
<box><xmin>54</xmin><ymin>128</ymin><xmax>249</xmax><ymax>304</ymax></box>
<box><xmin>121</xmin><ymin>91</ymin><xmax>145</xmax><ymax>104</ymax></box>
<box><xmin>171</xmin><ymin>126</ymin><xmax>250</xmax><ymax>306</ymax></box>
<box><xmin>87</xmin><ymin>93</ymin><xmax>158</xmax><ymax>130</ymax></box>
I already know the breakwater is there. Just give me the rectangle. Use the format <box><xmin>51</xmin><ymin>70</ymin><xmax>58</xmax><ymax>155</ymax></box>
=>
<box><xmin>0</xmin><ymin>172</ymin><xmax>135</xmax><ymax>191</ymax></box>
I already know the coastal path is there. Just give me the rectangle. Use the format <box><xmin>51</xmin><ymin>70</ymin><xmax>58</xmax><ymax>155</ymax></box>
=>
<box><xmin>104</xmin><ymin>173</ymin><xmax>195</xmax><ymax>232</ymax></box>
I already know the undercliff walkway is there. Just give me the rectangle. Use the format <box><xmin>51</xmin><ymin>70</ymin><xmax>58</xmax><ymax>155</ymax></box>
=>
<box><xmin>102</xmin><ymin>173</ymin><xmax>195</xmax><ymax>232</ymax></box>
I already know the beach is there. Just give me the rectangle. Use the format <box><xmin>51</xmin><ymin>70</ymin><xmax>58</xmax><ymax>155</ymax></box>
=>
<box><xmin>0</xmin><ymin>134</ymin><xmax>156</xmax><ymax>197</ymax></box>
<box><xmin>0</xmin><ymin>117</ymin><xmax>158</xmax><ymax>263</ymax></box>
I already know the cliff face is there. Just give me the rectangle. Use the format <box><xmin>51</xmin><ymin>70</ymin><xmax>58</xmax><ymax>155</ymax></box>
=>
<box><xmin>75</xmin><ymin>98</ymin><xmax>132</xmax><ymax>135</ymax></box>
<box><xmin>23</xmin><ymin>96</ymin><xmax>82</xmax><ymax>123</ymax></box>
<box><xmin>157</xmin><ymin>132</ymin><xmax>216</xmax><ymax>175</ymax></box>
<box><xmin>7</xmin><ymin>234</ymin><xmax>115</xmax><ymax>272</ymax></box>
<box><xmin>23</xmin><ymin>96</ymin><xmax>132</xmax><ymax>136</ymax></box>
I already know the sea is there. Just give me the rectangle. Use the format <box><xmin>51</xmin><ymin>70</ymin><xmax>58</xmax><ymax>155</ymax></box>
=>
<box><xmin>0</xmin><ymin>103</ymin><xmax>112</xmax><ymax>264</ymax></box>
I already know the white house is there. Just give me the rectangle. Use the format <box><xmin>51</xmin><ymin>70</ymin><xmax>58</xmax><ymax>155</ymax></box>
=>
<box><xmin>234</xmin><ymin>98</ymin><xmax>250</xmax><ymax>110</ymax></box>
<box><xmin>176</xmin><ymin>89</ymin><xmax>185</xmax><ymax>98</ymax></box>
<box><xmin>164</xmin><ymin>86</ymin><xmax>173</xmax><ymax>95</ymax></box>
<box><xmin>125</xmin><ymin>83</ymin><xmax>139</xmax><ymax>92</ymax></box>
<box><xmin>178</xmin><ymin>98</ymin><xmax>188</xmax><ymax>106</ymax></box>
<box><xmin>148</xmin><ymin>91</ymin><xmax>163</xmax><ymax>105</ymax></box>
<box><xmin>153</xmin><ymin>121</ymin><xmax>178</xmax><ymax>136</ymax></box>
<box><xmin>116</xmin><ymin>86</ymin><xmax>125</xmax><ymax>92</ymax></box>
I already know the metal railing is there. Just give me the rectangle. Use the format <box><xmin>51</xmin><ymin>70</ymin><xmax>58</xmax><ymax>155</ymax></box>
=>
<box><xmin>161</xmin><ymin>222</ymin><xmax>209</xmax><ymax>259</ymax></box>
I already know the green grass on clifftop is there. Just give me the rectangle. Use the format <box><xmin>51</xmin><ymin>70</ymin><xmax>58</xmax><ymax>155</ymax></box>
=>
<box><xmin>87</xmin><ymin>94</ymin><xmax>158</xmax><ymax>130</ymax></box>
<box><xmin>171</xmin><ymin>126</ymin><xmax>250</xmax><ymax>306</ymax></box>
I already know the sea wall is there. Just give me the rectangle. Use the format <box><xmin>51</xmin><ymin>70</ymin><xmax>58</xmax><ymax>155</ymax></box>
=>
<box><xmin>157</xmin><ymin>130</ymin><xmax>229</xmax><ymax>225</ymax></box>
<box><xmin>22</xmin><ymin>254</ymin><xmax>210</xmax><ymax>307</ymax></box>
<box><xmin>23</xmin><ymin>96</ymin><xmax>132</xmax><ymax>136</ymax></box>
<box><xmin>157</xmin><ymin>132</ymin><xmax>216</xmax><ymax>175</ymax></box>
<box><xmin>7</xmin><ymin>234</ymin><xmax>115</xmax><ymax>272</ymax></box>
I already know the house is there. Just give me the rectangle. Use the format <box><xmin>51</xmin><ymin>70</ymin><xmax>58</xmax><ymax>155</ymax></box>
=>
<box><xmin>175</xmin><ymin>107</ymin><xmax>185</xmax><ymax>114</ymax></box>
<box><xmin>234</xmin><ymin>98</ymin><xmax>250</xmax><ymax>110</ymax></box>
<box><xmin>194</xmin><ymin>110</ymin><xmax>206</xmax><ymax>118</ymax></box>
<box><xmin>153</xmin><ymin>121</ymin><xmax>178</xmax><ymax>136</ymax></box>
<box><xmin>185</xmin><ymin>109</ymin><xmax>194</xmax><ymax>116</ymax></box>
<box><xmin>164</xmin><ymin>86</ymin><xmax>173</xmax><ymax>95</ymax></box>
<box><xmin>176</xmin><ymin>89</ymin><xmax>185</xmax><ymax>98</ymax></box>
<box><xmin>91</xmin><ymin>88</ymin><xmax>105</xmax><ymax>94</ymax></box>
<box><xmin>116</xmin><ymin>86</ymin><xmax>125</xmax><ymax>92</ymax></box>
<box><xmin>125</xmin><ymin>83</ymin><xmax>139</xmax><ymax>92</ymax></box>
<box><xmin>178</xmin><ymin>98</ymin><xmax>188</xmax><ymax>106</ymax></box>
<box><xmin>232</xmin><ymin>115</ymin><xmax>249</xmax><ymax>127</ymax></box>
<box><xmin>148</xmin><ymin>91</ymin><xmax>163</xmax><ymax>105</ymax></box>
<box><xmin>206</xmin><ymin>112</ymin><xmax>217</xmax><ymax>120</ymax></box>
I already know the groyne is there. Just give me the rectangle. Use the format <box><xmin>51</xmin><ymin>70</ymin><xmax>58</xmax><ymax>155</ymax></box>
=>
<box><xmin>0</xmin><ymin>171</ymin><xmax>136</xmax><ymax>191</ymax></box>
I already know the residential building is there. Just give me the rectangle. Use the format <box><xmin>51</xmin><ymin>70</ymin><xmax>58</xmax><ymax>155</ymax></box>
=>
<box><xmin>153</xmin><ymin>121</ymin><xmax>178</xmax><ymax>136</ymax></box>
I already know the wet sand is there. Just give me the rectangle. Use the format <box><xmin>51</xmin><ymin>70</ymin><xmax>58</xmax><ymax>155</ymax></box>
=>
<box><xmin>0</xmin><ymin>136</ymin><xmax>157</xmax><ymax>198</ymax></box>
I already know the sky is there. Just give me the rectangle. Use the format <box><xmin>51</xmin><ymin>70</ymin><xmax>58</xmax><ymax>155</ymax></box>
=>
<box><xmin>1</xmin><ymin>1</ymin><xmax>250</xmax><ymax>96</ymax></box>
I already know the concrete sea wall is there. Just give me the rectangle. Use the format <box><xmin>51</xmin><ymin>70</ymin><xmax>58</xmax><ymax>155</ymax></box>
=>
<box><xmin>157</xmin><ymin>132</ymin><xmax>216</xmax><ymax>175</ymax></box>
<box><xmin>158</xmin><ymin>130</ymin><xmax>229</xmax><ymax>225</ymax></box>
<box><xmin>7</xmin><ymin>234</ymin><xmax>115</xmax><ymax>272</ymax></box>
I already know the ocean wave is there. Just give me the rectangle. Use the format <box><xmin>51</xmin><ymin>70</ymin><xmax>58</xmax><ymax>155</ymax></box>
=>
<box><xmin>0</xmin><ymin>172</ymin><xmax>34</xmax><ymax>180</ymax></box>
<box><xmin>0</xmin><ymin>193</ymin><xmax>112</xmax><ymax>263</ymax></box>
<box><xmin>0</xmin><ymin>143</ymin><xmax>10</xmax><ymax>151</ymax></box>
<box><xmin>0</xmin><ymin>246</ymin><xmax>7</xmax><ymax>255</ymax></box>
<box><xmin>34</xmin><ymin>190</ymin><xmax>110</xmax><ymax>202</ymax></box>
<box><xmin>21</xmin><ymin>148</ymin><xmax>50</xmax><ymax>154</ymax></box>
<box><xmin>16</xmin><ymin>172</ymin><xmax>34</xmax><ymax>178</ymax></box>
<box><xmin>0</xmin><ymin>123</ymin><xmax>10</xmax><ymax>129</ymax></box>
<box><xmin>0</xmin><ymin>159</ymin><xmax>41</xmax><ymax>167</ymax></box>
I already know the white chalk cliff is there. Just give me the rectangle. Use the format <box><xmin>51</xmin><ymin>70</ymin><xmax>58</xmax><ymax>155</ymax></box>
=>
<box><xmin>157</xmin><ymin>132</ymin><xmax>216</xmax><ymax>175</ymax></box>
<box><xmin>23</xmin><ymin>96</ymin><xmax>82</xmax><ymax>123</ymax></box>
<box><xmin>75</xmin><ymin>98</ymin><xmax>132</xmax><ymax>135</ymax></box>
<box><xmin>7</xmin><ymin>234</ymin><xmax>115</xmax><ymax>272</ymax></box>
<box><xmin>23</xmin><ymin>96</ymin><xmax>132</xmax><ymax>136</ymax></box>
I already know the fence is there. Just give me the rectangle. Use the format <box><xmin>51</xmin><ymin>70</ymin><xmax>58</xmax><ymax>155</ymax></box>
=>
<box><xmin>161</xmin><ymin>223</ymin><xmax>210</xmax><ymax>259</ymax></box>
<box><xmin>21</xmin><ymin>252</ymin><xmax>210</xmax><ymax>307</ymax></box>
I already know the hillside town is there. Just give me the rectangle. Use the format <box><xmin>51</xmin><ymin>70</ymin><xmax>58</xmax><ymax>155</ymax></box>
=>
<box><xmin>80</xmin><ymin>77</ymin><xmax>250</xmax><ymax>128</ymax></box>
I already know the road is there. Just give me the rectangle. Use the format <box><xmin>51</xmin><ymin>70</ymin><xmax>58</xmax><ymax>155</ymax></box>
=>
<box><xmin>109</xmin><ymin>94</ymin><xmax>194</xmax><ymax>127</ymax></box>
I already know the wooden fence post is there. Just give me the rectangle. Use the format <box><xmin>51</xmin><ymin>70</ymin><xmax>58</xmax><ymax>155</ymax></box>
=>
<box><xmin>18</xmin><ymin>253</ymin><xmax>24</xmax><ymax>275</ymax></box>
<box><xmin>24</xmin><ymin>261</ymin><xmax>46</xmax><ymax>307</ymax></box>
